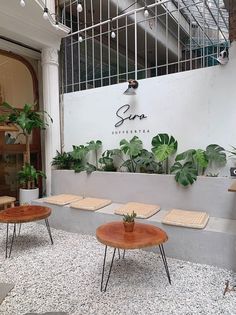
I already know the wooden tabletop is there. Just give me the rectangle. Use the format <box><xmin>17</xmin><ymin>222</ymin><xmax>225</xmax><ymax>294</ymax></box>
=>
<box><xmin>96</xmin><ymin>221</ymin><xmax>168</xmax><ymax>250</ymax></box>
<box><xmin>0</xmin><ymin>205</ymin><xmax>52</xmax><ymax>223</ymax></box>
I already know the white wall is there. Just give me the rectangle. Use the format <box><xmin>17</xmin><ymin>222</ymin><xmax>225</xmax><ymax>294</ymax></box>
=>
<box><xmin>64</xmin><ymin>43</ymin><xmax>236</xmax><ymax>173</ymax></box>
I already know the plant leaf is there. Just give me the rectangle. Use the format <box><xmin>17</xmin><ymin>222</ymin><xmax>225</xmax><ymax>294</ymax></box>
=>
<box><xmin>193</xmin><ymin>149</ymin><xmax>208</xmax><ymax>169</ymax></box>
<box><xmin>120</xmin><ymin>136</ymin><xmax>143</xmax><ymax>157</ymax></box>
<box><xmin>205</xmin><ymin>144</ymin><xmax>226</xmax><ymax>166</ymax></box>
<box><xmin>151</xmin><ymin>133</ymin><xmax>178</xmax><ymax>162</ymax></box>
<box><xmin>175</xmin><ymin>149</ymin><xmax>196</xmax><ymax>162</ymax></box>
<box><xmin>170</xmin><ymin>161</ymin><xmax>197</xmax><ymax>187</ymax></box>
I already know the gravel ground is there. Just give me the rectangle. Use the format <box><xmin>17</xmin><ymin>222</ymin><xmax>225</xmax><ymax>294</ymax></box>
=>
<box><xmin>0</xmin><ymin>223</ymin><xmax>235</xmax><ymax>315</ymax></box>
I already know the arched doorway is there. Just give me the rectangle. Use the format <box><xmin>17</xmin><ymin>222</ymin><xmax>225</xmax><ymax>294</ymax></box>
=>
<box><xmin>0</xmin><ymin>50</ymin><xmax>41</xmax><ymax>200</ymax></box>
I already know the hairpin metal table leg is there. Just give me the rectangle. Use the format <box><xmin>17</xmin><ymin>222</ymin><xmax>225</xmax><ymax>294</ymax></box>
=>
<box><xmin>18</xmin><ymin>223</ymin><xmax>22</xmax><ymax>236</ymax></box>
<box><xmin>5</xmin><ymin>223</ymin><xmax>9</xmax><ymax>259</ymax></box>
<box><xmin>45</xmin><ymin>218</ymin><xmax>53</xmax><ymax>245</ymax></box>
<box><xmin>100</xmin><ymin>246</ymin><xmax>116</xmax><ymax>292</ymax></box>
<box><xmin>159</xmin><ymin>244</ymin><xmax>171</xmax><ymax>284</ymax></box>
<box><xmin>8</xmin><ymin>224</ymin><xmax>16</xmax><ymax>258</ymax></box>
<box><xmin>118</xmin><ymin>248</ymin><xmax>121</xmax><ymax>259</ymax></box>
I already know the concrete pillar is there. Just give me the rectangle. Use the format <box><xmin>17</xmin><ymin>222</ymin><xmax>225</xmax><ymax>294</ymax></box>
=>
<box><xmin>229</xmin><ymin>0</ymin><xmax>236</xmax><ymax>42</ymax></box>
<box><xmin>41</xmin><ymin>47</ymin><xmax>61</xmax><ymax>196</ymax></box>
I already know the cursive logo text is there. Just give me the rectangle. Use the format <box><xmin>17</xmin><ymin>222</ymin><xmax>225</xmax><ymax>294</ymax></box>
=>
<box><xmin>115</xmin><ymin>104</ymin><xmax>147</xmax><ymax>127</ymax></box>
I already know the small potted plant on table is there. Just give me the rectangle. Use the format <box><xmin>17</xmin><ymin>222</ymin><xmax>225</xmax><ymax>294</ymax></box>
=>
<box><xmin>123</xmin><ymin>211</ymin><xmax>137</xmax><ymax>232</ymax></box>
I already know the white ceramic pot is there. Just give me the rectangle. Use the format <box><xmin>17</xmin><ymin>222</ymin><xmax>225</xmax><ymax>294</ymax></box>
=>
<box><xmin>19</xmin><ymin>188</ymin><xmax>39</xmax><ymax>205</ymax></box>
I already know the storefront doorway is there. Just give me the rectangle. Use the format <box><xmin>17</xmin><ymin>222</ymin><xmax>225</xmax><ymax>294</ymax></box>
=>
<box><xmin>0</xmin><ymin>50</ymin><xmax>41</xmax><ymax>200</ymax></box>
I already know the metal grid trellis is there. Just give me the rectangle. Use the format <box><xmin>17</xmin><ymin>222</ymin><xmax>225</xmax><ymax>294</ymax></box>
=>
<box><xmin>59</xmin><ymin>0</ymin><xmax>229</xmax><ymax>93</ymax></box>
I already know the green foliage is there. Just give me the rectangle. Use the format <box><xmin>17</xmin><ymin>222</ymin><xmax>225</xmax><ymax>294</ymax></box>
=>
<box><xmin>227</xmin><ymin>146</ymin><xmax>236</xmax><ymax>157</ymax></box>
<box><xmin>120</xmin><ymin>136</ymin><xmax>143</xmax><ymax>172</ymax></box>
<box><xmin>99</xmin><ymin>150</ymin><xmax>119</xmax><ymax>172</ymax></box>
<box><xmin>170</xmin><ymin>161</ymin><xmax>197</xmax><ymax>187</ymax></box>
<box><xmin>176</xmin><ymin>149</ymin><xmax>208</xmax><ymax>175</ymax></box>
<box><xmin>70</xmin><ymin>145</ymin><xmax>90</xmax><ymax>173</ymax></box>
<box><xmin>0</xmin><ymin>102</ymin><xmax>52</xmax><ymax>188</ymax></box>
<box><xmin>151</xmin><ymin>133</ymin><xmax>177</xmax><ymax>174</ymax></box>
<box><xmin>123</xmin><ymin>211</ymin><xmax>137</xmax><ymax>222</ymax></box>
<box><xmin>51</xmin><ymin>151</ymin><xmax>73</xmax><ymax>170</ymax></box>
<box><xmin>87</xmin><ymin>140</ymin><xmax>102</xmax><ymax>169</ymax></box>
<box><xmin>135</xmin><ymin>149</ymin><xmax>162</xmax><ymax>174</ymax></box>
<box><xmin>18</xmin><ymin>163</ymin><xmax>46</xmax><ymax>189</ymax></box>
<box><xmin>120</xmin><ymin>136</ymin><xmax>143</xmax><ymax>157</ymax></box>
<box><xmin>51</xmin><ymin>135</ymin><xmax>228</xmax><ymax>188</ymax></box>
<box><xmin>0</xmin><ymin>102</ymin><xmax>52</xmax><ymax>136</ymax></box>
<box><xmin>205</xmin><ymin>144</ymin><xmax>226</xmax><ymax>168</ymax></box>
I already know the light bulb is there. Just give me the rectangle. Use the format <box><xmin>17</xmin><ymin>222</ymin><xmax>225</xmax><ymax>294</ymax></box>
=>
<box><xmin>144</xmin><ymin>9</ymin><xmax>149</xmax><ymax>18</ymax></box>
<box><xmin>77</xmin><ymin>3</ymin><xmax>83</xmax><ymax>13</ymax></box>
<box><xmin>43</xmin><ymin>8</ymin><xmax>49</xmax><ymax>20</ymax></box>
<box><xmin>20</xmin><ymin>0</ymin><xmax>25</xmax><ymax>7</ymax></box>
<box><xmin>111</xmin><ymin>31</ymin><xmax>116</xmax><ymax>39</ymax></box>
<box><xmin>79</xmin><ymin>36</ymin><xmax>83</xmax><ymax>43</ymax></box>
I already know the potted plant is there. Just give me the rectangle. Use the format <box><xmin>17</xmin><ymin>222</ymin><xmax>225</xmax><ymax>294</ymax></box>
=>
<box><xmin>0</xmin><ymin>102</ymin><xmax>52</xmax><ymax>204</ymax></box>
<box><xmin>123</xmin><ymin>211</ymin><xmax>137</xmax><ymax>232</ymax></box>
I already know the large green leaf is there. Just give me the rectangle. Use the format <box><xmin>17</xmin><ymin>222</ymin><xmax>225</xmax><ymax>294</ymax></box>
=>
<box><xmin>170</xmin><ymin>161</ymin><xmax>197</xmax><ymax>187</ymax></box>
<box><xmin>193</xmin><ymin>149</ymin><xmax>208</xmax><ymax>169</ymax></box>
<box><xmin>227</xmin><ymin>146</ymin><xmax>236</xmax><ymax>157</ymax></box>
<box><xmin>99</xmin><ymin>149</ymin><xmax>120</xmax><ymax>172</ymax></box>
<box><xmin>51</xmin><ymin>151</ymin><xmax>73</xmax><ymax>169</ymax></box>
<box><xmin>151</xmin><ymin>133</ymin><xmax>178</xmax><ymax>162</ymax></box>
<box><xmin>175</xmin><ymin>149</ymin><xmax>196</xmax><ymax>162</ymax></box>
<box><xmin>205</xmin><ymin>144</ymin><xmax>226</xmax><ymax>166</ymax></box>
<box><xmin>120</xmin><ymin>136</ymin><xmax>143</xmax><ymax>157</ymax></box>
<box><xmin>17</xmin><ymin>163</ymin><xmax>46</xmax><ymax>189</ymax></box>
<box><xmin>71</xmin><ymin>145</ymin><xmax>89</xmax><ymax>162</ymax></box>
<box><xmin>135</xmin><ymin>149</ymin><xmax>160</xmax><ymax>173</ymax></box>
<box><xmin>87</xmin><ymin>140</ymin><xmax>102</xmax><ymax>151</ymax></box>
<box><xmin>0</xmin><ymin>102</ymin><xmax>52</xmax><ymax>135</ymax></box>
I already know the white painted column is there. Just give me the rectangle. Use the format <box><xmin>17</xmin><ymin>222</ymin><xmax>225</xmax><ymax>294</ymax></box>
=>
<box><xmin>41</xmin><ymin>47</ymin><xmax>61</xmax><ymax>196</ymax></box>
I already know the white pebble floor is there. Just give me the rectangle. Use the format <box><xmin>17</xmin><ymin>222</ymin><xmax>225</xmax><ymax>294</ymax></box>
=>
<box><xmin>0</xmin><ymin>223</ymin><xmax>236</xmax><ymax>315</ymax></box>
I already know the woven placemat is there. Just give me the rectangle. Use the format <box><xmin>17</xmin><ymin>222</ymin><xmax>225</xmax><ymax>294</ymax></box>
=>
<box><xmin>43</xmin><ymin>194</ymin><xmax>83</xmax><ymax>206</ymax></box>
<box><xmin>70</xmin><ymin>197</ymin><xmax>112</xmax><ymax>211</ymax></box>
<box><xmin>162</xmin><ymin>209</ymin><xmax>209</xmax><ymax>229</ymax></box>
<box><xmin>115</xmin><ymin>202</ymin><xmax>160</xmax><ymax>219</ymax></box>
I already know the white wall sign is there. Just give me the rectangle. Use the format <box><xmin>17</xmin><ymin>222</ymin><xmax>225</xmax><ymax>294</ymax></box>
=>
<box><xmin>64</xmin><ymin>43</ymin><xmax>236</xmax><ymax>175</ymax></box>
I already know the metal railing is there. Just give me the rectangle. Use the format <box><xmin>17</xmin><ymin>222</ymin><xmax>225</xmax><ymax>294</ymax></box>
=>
<box><xmin>59</xmin><ymin>0</ymin><xmax>229</xmax><ymax>93</ymax></box>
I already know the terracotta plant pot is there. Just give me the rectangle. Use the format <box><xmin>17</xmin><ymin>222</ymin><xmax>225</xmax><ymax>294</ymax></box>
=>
<box><xmin>123</xmin><ymin>221</ymin><xmax>135</xmax><ymax>232</ymax></box>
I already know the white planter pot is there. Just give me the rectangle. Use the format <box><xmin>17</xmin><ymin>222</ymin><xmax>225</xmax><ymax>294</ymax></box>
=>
<box><xmin>19</xmin><ymin>188</ymin><xmax>39</xmax><ymax>205</ymax></box>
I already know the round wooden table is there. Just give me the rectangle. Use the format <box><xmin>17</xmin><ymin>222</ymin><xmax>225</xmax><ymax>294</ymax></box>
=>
<box><xmin>96</xmin><ymin>221</ymin><xmax>171</xmax><ymax>292</ymax></box>
<box><xmin>0</xmin><ymin>205</ymin><xmax>53</xmax><ymax>258</ymax></box>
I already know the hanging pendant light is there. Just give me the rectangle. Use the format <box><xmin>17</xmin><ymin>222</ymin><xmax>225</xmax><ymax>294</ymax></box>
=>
<box><xmin>124</xmin><ymin>80</ymin><xmax>139</xmax><ymax>95</ymax></box>
<box><xmin>20</xmin><ymin>0</ymin><xmax>26</xmax><ymax>7</ymax></box>
<box><xmin>111</xmin><ymin>31</ymin><xmax>116</xmax><ymax>39</ymax></box>
<box><xmin>77</xmin><ymin>2</ymin><xmax>83</xmax><ymax>13</ymax></box>
<box><xmin>144</xmin><ymin>6</ymin><xmax>149</xmax><ymax>18</ymax></box>
<box><xmin>43</xmin><ymin>7</ymin><xmax>49</xmax><ymax>20</ymax></box>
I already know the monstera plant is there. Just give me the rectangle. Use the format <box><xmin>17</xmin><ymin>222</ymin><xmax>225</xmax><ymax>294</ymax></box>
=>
<box><xmin>120</xmin><ymin>136</ymin><xmax>143</xmax><ymax>172</ymax></box>
<box><xmin>87</xmin><ymin>140</ymin><xmax>102</xmax><ymax>169</ymax></box>
<box><xmin>175</xmin><ymin>149</ymin><xmax>208</xmax><ymax>175</ymax></box>
<box><xmin>170</xmin><ymin>161</ymin><xmax>198</xmax><ymax>187</ymax></box>
<box><xmin>151</xmin><ymin>133</ymin><xmax>178</xmax><ymax>174</ymax></box>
